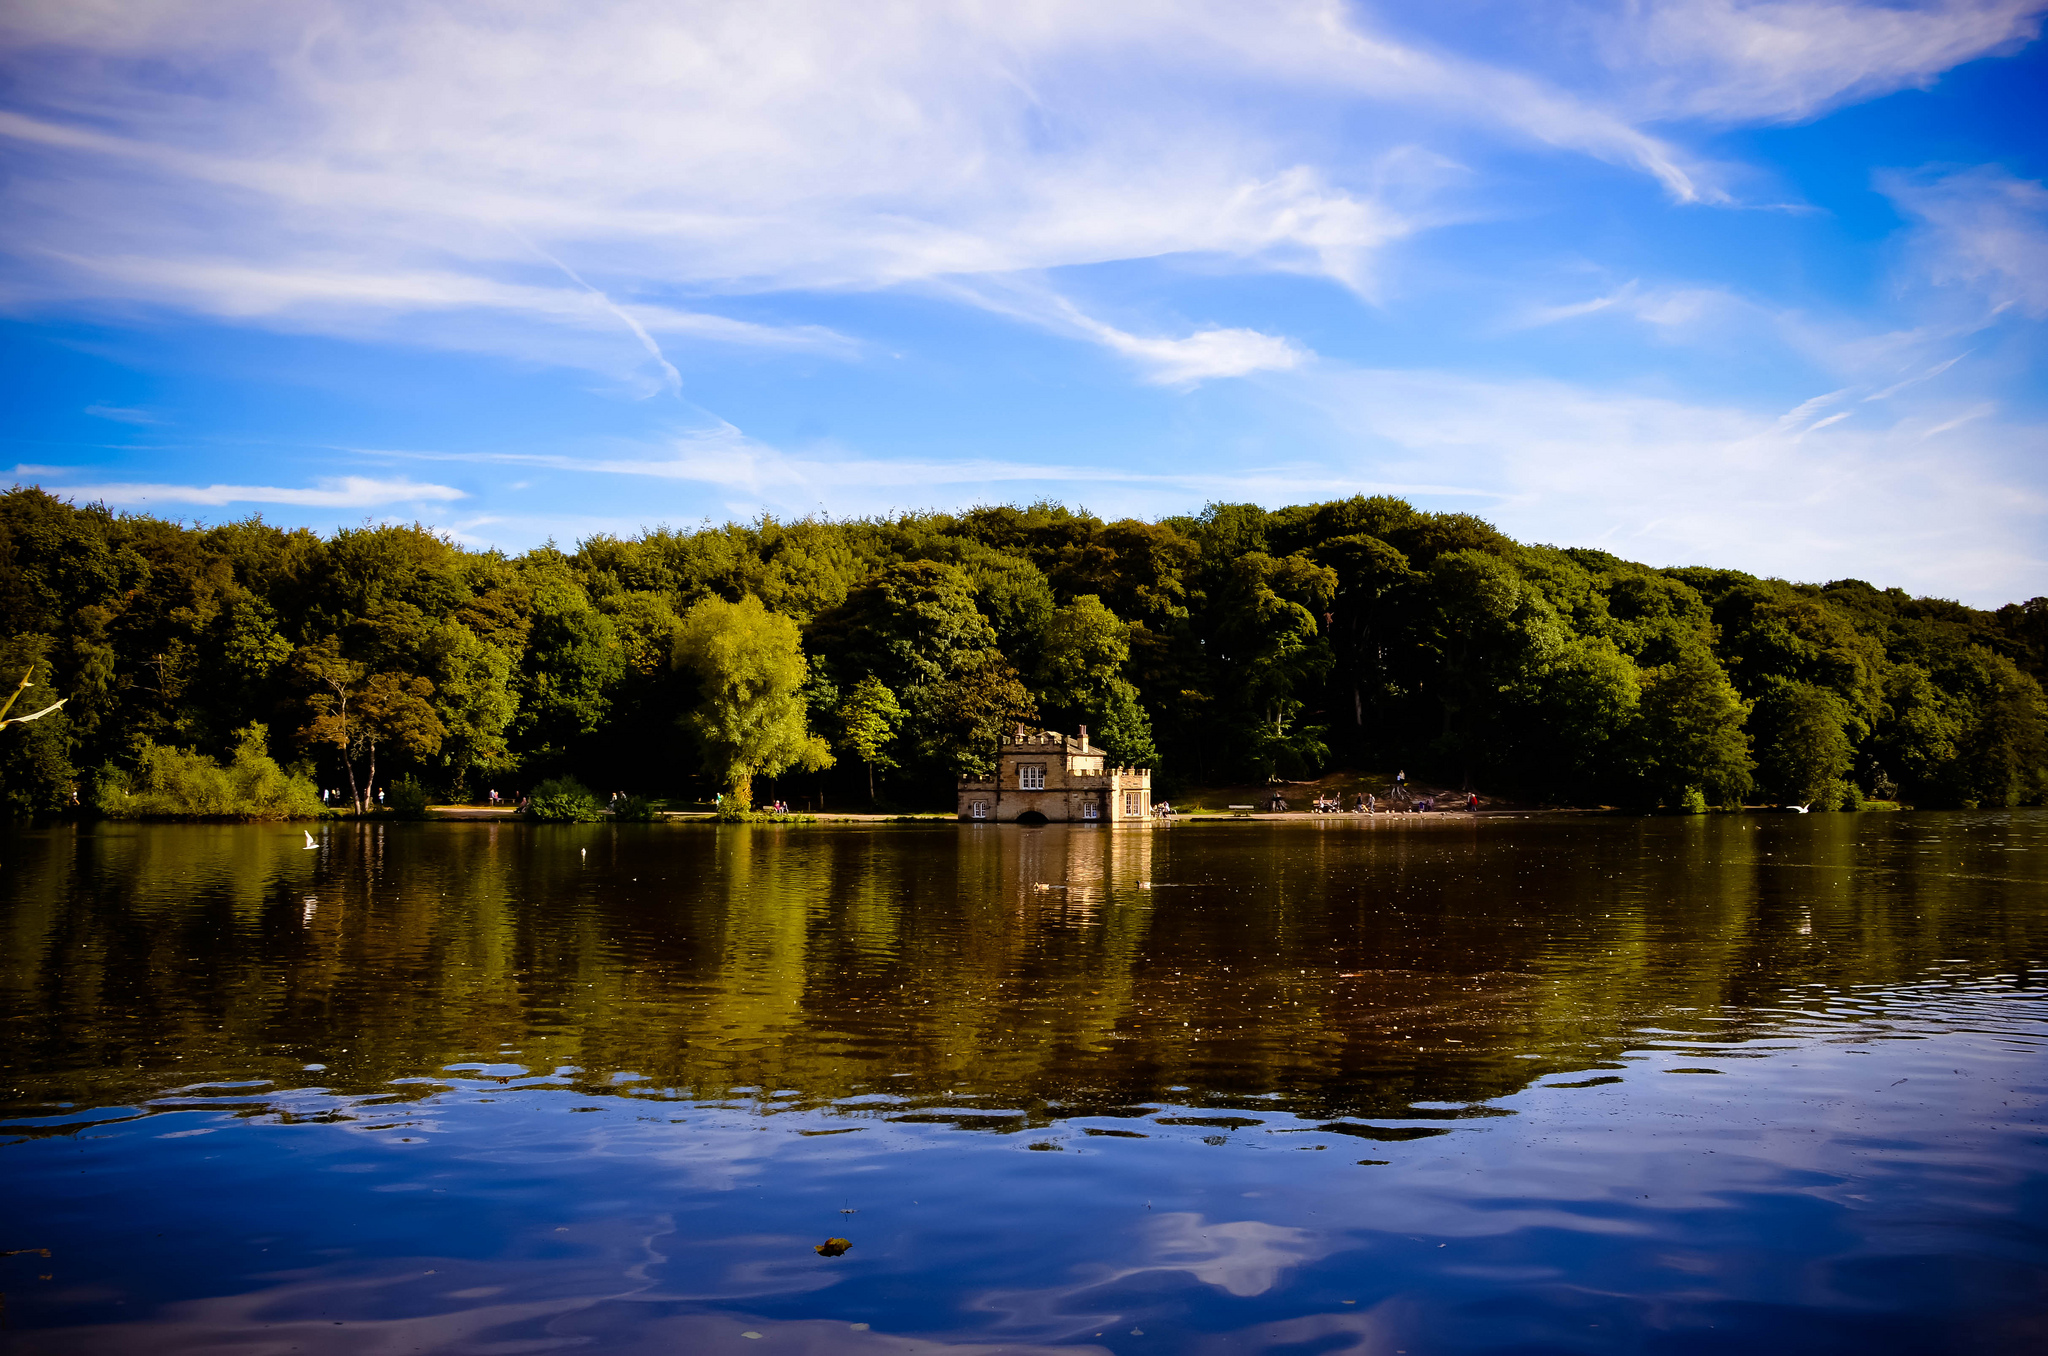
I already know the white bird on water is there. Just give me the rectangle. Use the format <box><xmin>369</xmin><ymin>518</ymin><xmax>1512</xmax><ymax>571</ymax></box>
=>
<box><xmin>304</xmin><ymin>830</ymin><xmax>318</xmax><ymax>849</ymax></box>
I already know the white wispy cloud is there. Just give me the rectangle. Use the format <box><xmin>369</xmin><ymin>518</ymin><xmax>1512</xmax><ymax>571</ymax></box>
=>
<box><xmin>1297</xmin><ymin>364</ymin><xmax>2045</xmax><ymax>603</ymax></box>
<box><xmin>0</xmin><ymin>0</ymin><xmax>1716</xmax><ymax>380</ymax></box>
<box><xmin>1883</xmin><ymin>165</ymin><xmax>2048</xmax><ymax>316</ymax></box>
<box><xmin>37</xmin><ymin>475</ymin><xmax>466</xmax><ymax>509</ymax></box>
<box><xmin>369</xmin><ymin>423</ymin><xmax>1489</xmax><ymax>515</ymax></box>
<box><xmin>83</xmin><ymin>404</ymin><xmax>163</xmax><ymax>425</ymax></box>
<box><xmin>933</xmin><ymin>276</ymin><xmax>1311</xmax><ymax>384</ymax></box>
<box><xmin>0</xmin><ymin>0</ymin><xmax>2027</xmax><ymax>387</ymax></box>
<box><xmin>1509</xmin><ymin>280</ymin><xmax>1749</xmax><ymax>333</ymax></box>
<box><xmin>1590</xmin><ymin>0</ymin><xmax>2044</xmax><ymax>122</ymax></box>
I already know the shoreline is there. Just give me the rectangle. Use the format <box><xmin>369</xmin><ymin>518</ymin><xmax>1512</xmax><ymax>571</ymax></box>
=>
<box><xmin>417</xmin><ymin>805</ymin><xmax>1891</xmax><ymax>825</ymax></box>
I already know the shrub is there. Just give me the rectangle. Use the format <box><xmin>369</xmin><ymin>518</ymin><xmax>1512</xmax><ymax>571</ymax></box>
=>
<box><xmin>526</xmin><ymin>776</ymin><xmax>603</xmax><ymax>822</ymax></box>
<box><xmin>95</xmin><ymin>725</ymin><xmax>325</xmax><ymax>820</ymax></box>
<box><xmin>714</xmin><ymin>803</ymin><xmax>815</xmax><ymax>824</ymax></box>
<box><xmin>610</xmin><ymin>794</ymin><xmax>659</xmax><ymax>822</ymax></box>
<box><xmin>1677</xmin><ymin>786</ymin><xmax>1709</xmax><ymax>815</ymax></box>
<box><xmin>387</xmin><ymin>775</ymin><xmax>432</xmax><ymax>820</ymax></box>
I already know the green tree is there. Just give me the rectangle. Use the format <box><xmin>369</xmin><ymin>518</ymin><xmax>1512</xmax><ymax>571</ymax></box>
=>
<box><xmin>813</xmin><ymin>561</ymin><xmax>999</xmax><ymax>692</ymax></box>
<box><xmin>1636</xmin><ymin>644</ymin><xmax>1753</xmax><ymax>808</ymax></box>
<box><xmin>838</xmin><ymin>676</ymin><xmax>905</xmax><ymax>804</ymax></box>
<box><xmin>513</xmin><ymin>557</ymin><xmax>625</xmax><ymax>761</ymax></box>
<box><xmin>422</xmin><ymin>619</ymin><xmax>518</xmax><ymax>790</ymax></box>
<box><xmin>1092</xmin><ymin>678</ymin><xmax>1159</xmax><ymax>770</ymax></box>
<box><xmin>1037</xmin><ymin>594</ymin><xmax>1130</xmax><ymax>714</ymax></box>
<box><xmin>673</xmin><ymin>595</ymin><xmax>832</xmax><ymax>809</ymax></box>
<box><xmin>1498</xmin><ymin>634</ymin><xmax>1641</xmax><ymax>801</ymax></box>
<box><xmin>1314</xmin><ymin>532</ymin><xmax>1422</xmax><ymax>748</ymax></box>
<box><xmin>1751</xmin><ymin>679</ymin><xmax>1854</xmax><ymax>807</ymax></box>
<box><xmin>294</xmin><ymin>638</ymin><xmax>447</xmax><ymax>813</ymax></box>
<box><xmin>1203</xmin><ymin>551</ymin><xmax>1335</xmax><ymax>778</ymax></box>
<box><xmin>1877</xmin><ymin>648</ymin><xmax>2047</xmax><ymax>807</ymax></box>
<box><xmin>0</xmin><ymin>642</ymin><xmax>73</xmax><ymax>817</ymax></box>
<box><xmin>1714</xmin><ymin>586</ymin><xmax>1885</xmax><ymax>731</ymax></box>
<box><xmin>913</xmin><ymin>657</ymin><xmax>1039</xmax><ymax>779</ymax></box>
<box><xmin>1421</xmin><ymin>550</ymin><xmax>1566</xmax><ymax>784</ymax></box>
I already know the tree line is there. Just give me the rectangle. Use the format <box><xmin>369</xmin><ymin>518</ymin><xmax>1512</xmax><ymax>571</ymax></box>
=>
<box><xmin>0</xmin><ymin>485</ymin><xmax>2041</xmax><ymax>816</ymax></box>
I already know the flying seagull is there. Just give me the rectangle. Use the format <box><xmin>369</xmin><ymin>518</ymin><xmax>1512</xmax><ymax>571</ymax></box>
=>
<box><xmin>304</xmin><ymin>830</ymin><xmax>318</xmax><ymax>849</ymax></box>
<box><xmin>1789</xmin><ymin>802</ymin><xmax>1811</xmax><ymax>814</ymax></box>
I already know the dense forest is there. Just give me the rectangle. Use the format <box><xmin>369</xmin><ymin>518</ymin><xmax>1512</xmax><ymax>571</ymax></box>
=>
<box><xmin>0</xmin><ymin>485</ymin><xmax>2041</xmax><ymax>816</ymax></box>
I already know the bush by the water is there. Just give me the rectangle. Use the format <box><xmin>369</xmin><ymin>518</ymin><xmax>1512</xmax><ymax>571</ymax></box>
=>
<box><xmin>526</xmin><ymin>776</ymin><xmax>603</xmax><ymax>822</ymax></box>
<box><xmin>95</xmin><ymin>725</ymin><xmax>325</xmax><ymax>820</ymax></box>
<box><xmin>610</xmin><ymin>794</ymin><xmax>659</xmax><ymax>821</ymax></box>
<box><xmin>387</xmin><ymin>775</ymin><xmax>432</xmax><ymax>820</ymax></box>
<box><xmin>715</xmin><ymin>802</ymin><xmax>816</xmax><ymax>823</ymax></box>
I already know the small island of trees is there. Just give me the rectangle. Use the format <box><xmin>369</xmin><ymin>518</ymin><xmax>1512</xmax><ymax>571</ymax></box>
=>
<box><xmin>0</xmin><ymin>486</ymin><xmax>2040</xmax><ymax>818</ymax></box>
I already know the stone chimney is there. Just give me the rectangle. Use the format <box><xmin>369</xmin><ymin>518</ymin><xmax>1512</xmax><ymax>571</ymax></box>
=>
<box><xmin>1079</xmin><ymin>724</ymin><xmax>1089</xmax><ymax>751</ymax></box>
<box><xmin>1014</xmin><ymin>722</ymin><xmax>1025</xmax><ymax>742</ymax></box>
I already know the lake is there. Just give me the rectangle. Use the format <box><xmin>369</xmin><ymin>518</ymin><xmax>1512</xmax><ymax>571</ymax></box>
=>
<box><xmin>2</xmin><ymin>813</ymin><xmax>2044</xmax><ymax>1354</ymax></box>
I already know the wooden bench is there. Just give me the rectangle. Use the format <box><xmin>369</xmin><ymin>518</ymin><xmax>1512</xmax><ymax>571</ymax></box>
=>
<box><xmin>1228</xmin><ymin>804</ymin><xmax>1254</xmax><ymax>818</ymax></box>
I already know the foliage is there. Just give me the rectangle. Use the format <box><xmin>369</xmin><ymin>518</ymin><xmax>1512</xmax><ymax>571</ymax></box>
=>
<box><xmin>1635</xmin><ymin>645</ymin><xmax>1753</xmax><ymax>809</ymax></box>
<box><xmin>610</xmin><ymin>793</ymin><xmax>659</xmax><ymax>821</ymax></box>
<box><xmin>1750</xmin><ymin>680</ymin><xmax>1853</xmax><ymax>807</ymax></box>
<box><xmin>673</xmin><ymin>594</ymin><xmax>832</xmax><ymax>808</ymax></box>
<box><xmin>1</xmin><ymin>485</ymin><xmax>2040</xmax><ymax>810</ymax></box>
<box><xmin>837</xmin><ymin>675</ymin><xmax>905</xmax><ymax>802</ymax></box>
<box><xmin>95</xmin><ymin>723</ymin><xmax>324</xmax><ymax>820</ymax></box>
<box><xmin>912</xmin><ymin>657</ymin><xmax>1038</xmax><ymax>778</ymax></box>
<box><xmin>422</xmin><ymin>618</ymin><xmax>517</xmax><ymax>791</ymax></box>
<box><xmin>715</xmin><ymin>802</ymin><xmax>818</xmax><ymax>823</ymax></box>
<box><xmin>293</xmin><ymin>637</ymin><xmax>447</xmax><ymax>813</ymax></box>
<box><xmin>1036</xmin><ymin>594</ymin><xmax>1130</xmax><ymax>715</ymax></box>
<box><xmin>526</xmin><ymin>775</ymin><xmax>603</xmax><ymax>822</ymax></box>
<box><xmin>0</xmin><ymin>638</ymin><xmax>74</xmax><ymax>816</ymax></box>
<box><xmin>387</xmin><ymin>774</ymin><xmax>432</xmax><ymax>820</ymax></box>
<box><xmin>1091</xmin><ymin>678</ymin><xmax>1158</xmax><ymax>770</ymax></box>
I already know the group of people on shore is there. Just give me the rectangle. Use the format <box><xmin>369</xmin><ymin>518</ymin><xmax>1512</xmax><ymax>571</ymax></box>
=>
<box><xmin>1301</xmin><ymin>771</ymin><xmax>1482</xmax><ymax>815</ymax></box>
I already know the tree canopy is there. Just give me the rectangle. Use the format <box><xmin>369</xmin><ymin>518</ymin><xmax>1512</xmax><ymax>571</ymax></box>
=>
<box><xmin>0</xmin><ymin>485</ymin><xmax>2040</xmax><ymax>812</ymax></box>
<box><xmin>672</xmin><ymin>594</ymin><xmax>832</xmax><ymax>808</ymax></box>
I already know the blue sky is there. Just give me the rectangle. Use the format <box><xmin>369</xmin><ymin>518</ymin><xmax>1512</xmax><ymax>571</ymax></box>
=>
<box><xmin>2</xmin><ymin>0</ymin><xmax>2044</xmax><ymax>604</ymax></box>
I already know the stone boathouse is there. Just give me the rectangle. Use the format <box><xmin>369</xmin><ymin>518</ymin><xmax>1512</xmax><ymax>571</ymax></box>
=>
<box><xmin>957</xmin><ymin>724</ymin><xmax>1153</xmax><ymax>824</ymax></box>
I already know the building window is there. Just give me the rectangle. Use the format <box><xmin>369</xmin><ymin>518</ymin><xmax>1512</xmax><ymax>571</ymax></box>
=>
<box><xmin>1082</xmin><ymin>801</ymin><xmax>1098</xmax><ymax>819</ymax></box>
<box><xmin>970</xmin><ymin>800</ymin><xmax>988</xmax><ymax>819</ymax></box>
<box><xmin>1123</xmin><ymin>792</ymin><xmax>1141</xmax><ymax>816</ymax></box>
<box><xmin>1019</xmin><ymin>764</ymin><xmax>1045</xmax><ymax>790</ymax></box>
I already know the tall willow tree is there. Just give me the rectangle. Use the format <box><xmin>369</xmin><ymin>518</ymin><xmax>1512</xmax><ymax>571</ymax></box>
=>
<box><xmin>673</xmin><ymin>595</ymin><xmax>832</xmax><ymax>809</ymax></box>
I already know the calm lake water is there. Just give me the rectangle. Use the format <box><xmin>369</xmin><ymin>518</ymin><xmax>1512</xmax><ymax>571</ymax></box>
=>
<box><xmin>2</xmin><ymin>814</ymin><xmax>2044</xmax><ymax>1355</ymax></box>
